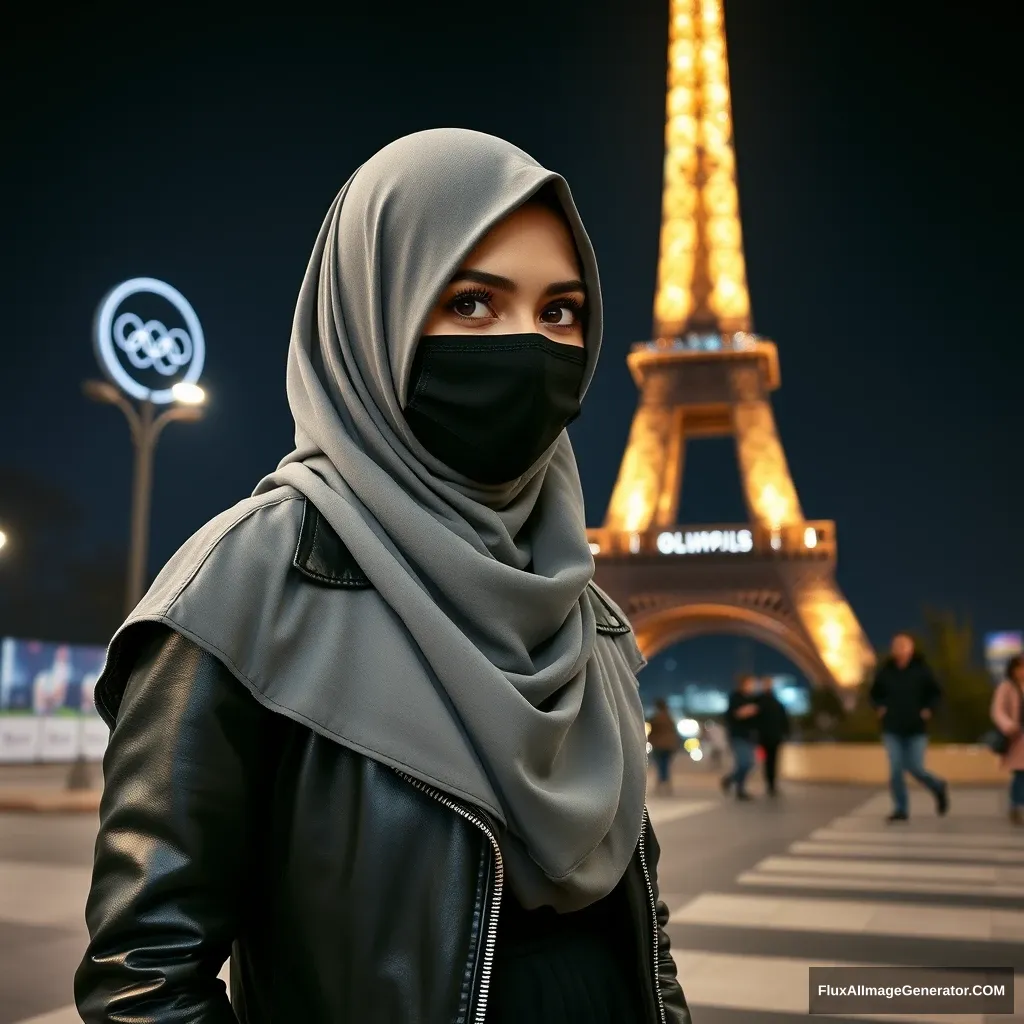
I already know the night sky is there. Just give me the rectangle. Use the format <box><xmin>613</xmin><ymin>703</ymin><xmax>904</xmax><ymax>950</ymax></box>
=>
<box><xmin>2</xmin><ymin>4</ymin><xmax>1020</xmax><ymax>685</ymax></box>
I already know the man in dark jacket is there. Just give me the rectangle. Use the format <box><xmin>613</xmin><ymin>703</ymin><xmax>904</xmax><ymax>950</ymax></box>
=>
<box><xmin>757</xmin><ymin>679</ymin><xmax>790</xmax><ymax>796</ymax></box>
<box><xmin>869</xmin><ymin>632</ymin><xmax>950</xmax><ymax>822</ymax></box>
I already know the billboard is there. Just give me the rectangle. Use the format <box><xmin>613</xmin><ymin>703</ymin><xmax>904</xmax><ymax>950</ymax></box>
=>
<box><xmin>0</xmin><ymin>638</ymin><xmax>109</xmax><ymax>763</ymax></box>
<box><xmin>984</xmin><ymin>632</ymin><xmax>1023</xmax><ymax>686</ymax></box>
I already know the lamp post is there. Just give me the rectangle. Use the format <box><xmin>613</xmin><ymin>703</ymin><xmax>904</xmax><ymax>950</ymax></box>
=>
<box><xmin>68</xmin><ymin>279</ymin><xmax>207</xmax><ymax>792</ymax></box>
<box><xmin>90</xmin><ymin>277</ymin><xmax>208</xmax><ymax>614</ymax></box>
<box><xmin>83</xmin><ymin>380</ymin><xmax>206</xmax><ymax>614</ymax></box>
<box><xmin>67</xmin><ymin>384</ymin><xmax>203</xmax><ymax>792</ymax></box>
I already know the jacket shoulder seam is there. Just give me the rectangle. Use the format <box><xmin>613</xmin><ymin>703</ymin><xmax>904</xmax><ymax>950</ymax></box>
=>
<box><xmin>166</xmin><ymin>493</ymin><xmax>302</xmax><ymax>612</ymax></box>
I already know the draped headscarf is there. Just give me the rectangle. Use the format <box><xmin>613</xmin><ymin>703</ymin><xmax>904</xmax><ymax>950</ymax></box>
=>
<box><xmin>99</xmin><ymin>128</ymin><xmax>649</xmax><ymax>912</ymax></box>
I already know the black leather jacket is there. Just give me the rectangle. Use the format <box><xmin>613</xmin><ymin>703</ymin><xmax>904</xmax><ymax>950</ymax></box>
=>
<box><xmin>75</xmin><ymin>529</ymin><xmax>690</xmax><ymax>1024</ymax></box>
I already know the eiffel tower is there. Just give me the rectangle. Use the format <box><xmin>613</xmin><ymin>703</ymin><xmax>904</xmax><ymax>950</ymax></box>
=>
<box><xmin>587</xmin><ymin>0</ymin><xmax>874</xmax><ymax>690</ymax></box>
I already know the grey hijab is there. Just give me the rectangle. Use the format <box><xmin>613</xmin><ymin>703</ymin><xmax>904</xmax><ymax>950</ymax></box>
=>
<box><xmin>102</xmin><ymin>128</ymin><xmax>648</xmax><ymax>912</ymax></box>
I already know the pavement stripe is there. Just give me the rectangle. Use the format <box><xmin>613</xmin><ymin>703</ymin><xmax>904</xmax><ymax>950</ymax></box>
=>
<box><xmin>790</xmin><ymin>839</ymin><xmax>1024</xmax><ymax>863</ymax></box>
<box><xmin>809</xmin><ymin>828</ymin><xmax>1024</xmax><ymax>849</ymax></box>
<box><xmin>676</xmin><ymin>950</ymin><xmax>1012</xmax><ymax>1022</ymax></box>
<box><xmin>738</xmin><ymin>870</ymin><xmax>1024</xmax><ymax>901</ymax></box>
<box><xmin>773</xmin><ymin>853</ymin><xmax>1023</xmax><ymax>883</ymax></box>
<box><xmin>826</xmin><ymin>822</ymin><xmax>1024</xmax><ymax>840</ymax></box>
<box><xmin>647</xmin><ymin>800</ymin><xmax>717</xmax><ymax>826</ymax></box>
<box><xmin>751</xmin><ymin>855</ymin><xmax>1024</xmax><ymax>885</ymax></box>
<box><xmin>673</xmin><ymin>892</ymin><xmax>1024</xmax><ymax>941</ymax></box>
<box><xmin>849</xmin><ymin>791</ymin><xmax>1007</xmax><ymax>817</ymax></box>
<box><xmin>827</xmin><ymin>817</ymin><xmax>1018</xmax><ymax>836</ymax></box>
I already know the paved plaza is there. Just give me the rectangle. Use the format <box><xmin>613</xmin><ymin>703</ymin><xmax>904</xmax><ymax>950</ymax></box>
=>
<box><xmin>1</xmin><ymin>767</ymin><xmax>1022</xmax><ymax>1022</ymax></box>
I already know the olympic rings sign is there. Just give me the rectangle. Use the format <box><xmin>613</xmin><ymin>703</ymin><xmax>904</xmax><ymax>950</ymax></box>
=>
<box><xmin>94</xmin><ymin>278</ymin><xmax>205</xmax><ymax>404</ymax></box>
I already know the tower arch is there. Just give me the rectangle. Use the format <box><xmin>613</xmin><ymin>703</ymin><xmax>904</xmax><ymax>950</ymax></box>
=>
<box><xmin>631</xmin><ymin>602</ymin><xmax>832</xmax><ymax>688</ymax></box>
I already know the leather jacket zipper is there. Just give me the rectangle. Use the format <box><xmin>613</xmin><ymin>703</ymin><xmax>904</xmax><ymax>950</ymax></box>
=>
<box><xmin>396</xmin><ymin>771</ymin><xmax>504</xmax><ymax>1024</ymax></box>
<box><xmin>638</xmin><ymin>808</ymin><xmax>667</xmax><ymax>1024</ymax></box>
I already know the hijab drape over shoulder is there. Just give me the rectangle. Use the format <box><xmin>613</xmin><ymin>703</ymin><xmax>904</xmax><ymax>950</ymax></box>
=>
<box><xmin>96</xmin><ymin>128</ymin><xmax>649</xmax><ymax>912</ymax></box>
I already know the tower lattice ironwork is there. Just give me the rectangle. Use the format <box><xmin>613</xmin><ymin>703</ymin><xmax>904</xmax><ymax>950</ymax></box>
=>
<box><xmin>588</xmin><ymin>0</ymin><xmax>873</xmax><ymax>689</ymax></box>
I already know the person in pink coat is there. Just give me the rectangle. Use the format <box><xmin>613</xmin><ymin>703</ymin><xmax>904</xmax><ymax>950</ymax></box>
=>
<box><xmin>990</xmin><ymin>654</ymin><xmax>1024</xmax><ymax>825</ymax></box>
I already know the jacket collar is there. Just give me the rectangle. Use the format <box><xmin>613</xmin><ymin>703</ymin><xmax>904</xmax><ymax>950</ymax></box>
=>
<box><xmin>293</xmin><ymin>499</ymin><xmax>372</xmax><ymax>588</ymax></box>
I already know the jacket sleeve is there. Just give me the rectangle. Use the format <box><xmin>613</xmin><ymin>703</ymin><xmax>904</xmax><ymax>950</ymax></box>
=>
<box><xmin>868</xmin><ymin>671</ymin><xmax>886</xmax><ymax>708</ymax></box>
<box><xmin>923</xmin><ymin>667</ymin><xmax>942</xmax><ymax>711</ymax></box>
<box><xmin>645</xmin><ymin>818</ymin><xmax>692</xmax><ymax>1024</ymax></box>
<box><xmin>75</xmin><ymin>625</ymin><xmax>274</xmax><ymax>1023</ymax></box>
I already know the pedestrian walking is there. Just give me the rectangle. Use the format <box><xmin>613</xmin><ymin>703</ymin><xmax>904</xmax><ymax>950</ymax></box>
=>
<box><xmin>721</xmin><ymin>675</ymin><xmax>760</xmax><ymax>801</ymax></box>
<box><xmin>648</xmin><ymin>698</ymin><xmax>681</xmax><ymax>795</ymax></box>
<box><xmin>757</xmin><ymin>678</ymin><xmax>790</xmax><ymax>796</ymax></box>
<box><xmin>869</xmin><ymin>631</ymin><xmax>950</xmax><ymax>822</ymax></box>
<box><xmin>73</xmin><ymin>130</ymin><xmax>690</xmax><ymax>1024</ymax></box>
<box><xmin>989</xmin><ymin>654</ymin><xmax>1024</xmax><ymax>825</ymax></box>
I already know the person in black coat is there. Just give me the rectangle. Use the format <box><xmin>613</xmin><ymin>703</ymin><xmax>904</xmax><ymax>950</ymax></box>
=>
<box><xmin>756</xmin><ymin>679</ymin><xmax>790</xmax><ymax>796</ymax></box>
<box><xmin>721</xmin><ymin>675</ymin><xmax>761</xmax><ymax>801</ymax></box>
<box><xmin>869</xmin><ymin>632</ymin><xmax>950</xmax><ymax>822</ymax></box>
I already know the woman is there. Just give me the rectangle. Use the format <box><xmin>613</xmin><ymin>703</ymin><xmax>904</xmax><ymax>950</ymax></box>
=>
<box><xmin>991</xmin><ymin>653</ymin><xmax>1024</xmax><ymax>825</ymax></box>
<box><xmin>647</xmin><ymin>698</ymin><xmax>681</xmax><ymax>795</ymax></box>
<box><xmin>74</xmin><ymin>129</ymin><xmax>690</xmax><ymax>1024</ymax></box>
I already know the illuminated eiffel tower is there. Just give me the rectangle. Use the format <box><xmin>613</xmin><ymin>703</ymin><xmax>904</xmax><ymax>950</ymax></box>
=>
<box><xmin>588</xmin><ymin>0</ymin><xmax>874</xmax><ymax>690</ymax></box>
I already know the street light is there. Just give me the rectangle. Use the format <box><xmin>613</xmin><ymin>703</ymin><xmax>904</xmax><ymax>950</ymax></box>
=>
<box><xmin>70</xmin><ymin>280</ymin><xmax>207</xmax><ymax>793</ymax></box>
<box><xmin>0</xmin><ymin>529</ymin><xmax>7</xmax><ymax>553</ymax></box>
<box><xmin>83</xmin><ymin>379</ymin><xmax>206</xmax><ymax>614</ymax></box>
<box><xmin>171</xmin><ymin>382</ymin><xmax>205</xmax><ymax>405</ymax></box>
<box><xmin>89</xmin><ymin>277</ymin><xmax>208</xmax><ymax>614</ymax></box>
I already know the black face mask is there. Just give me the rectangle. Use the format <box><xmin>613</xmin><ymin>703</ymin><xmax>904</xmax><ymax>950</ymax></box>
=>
<box><xmin>405</xmin><ymin>333</ymin><xmax>587</xmax><ymax>485</ymax></box>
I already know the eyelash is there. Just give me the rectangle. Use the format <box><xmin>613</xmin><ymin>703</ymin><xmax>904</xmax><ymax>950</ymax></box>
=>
<box><xmin>447</xmin><ymin>288</ymin><xmax>584</xmax><ymax>326</ymax></box>
<box><xmin>448</xmin><ymin>287</ymin><xmax>494</xmax><ymax>312</ymax></box>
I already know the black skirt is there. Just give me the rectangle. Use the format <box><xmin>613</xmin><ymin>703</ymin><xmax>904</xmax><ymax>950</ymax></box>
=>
<box><xmin>485</xmin><ymin>883</ymin><xmax>645</xmax><ymax>1024</ymax></box>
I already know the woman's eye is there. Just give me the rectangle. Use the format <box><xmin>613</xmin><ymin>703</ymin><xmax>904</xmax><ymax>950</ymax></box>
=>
<box><xmin>540</xmin><ymin>302</ymin><xmax>580</xmax><ymax>327</ymax></box>
<box><xmin>451</xmin><ymin>297</ymin><xmax>492</xmax><ymax>319</ymax></box>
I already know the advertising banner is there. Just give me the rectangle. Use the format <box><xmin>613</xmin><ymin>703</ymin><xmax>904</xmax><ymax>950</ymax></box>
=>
<box><xmin>0</xmin><ymin>637</ymin><xmax>108</xmax><ymax>762</ymax></box>
<box><xmin>0</xmin><ymin>716</ymin><xmax>40</xmax><ymax>764</ymax></box>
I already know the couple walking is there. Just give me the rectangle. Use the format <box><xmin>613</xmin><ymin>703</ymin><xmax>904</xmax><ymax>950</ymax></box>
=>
<box><xmin>720</xmin><ymin>675</ymin><xmax>790</xmax><ymax>800</ymax></box>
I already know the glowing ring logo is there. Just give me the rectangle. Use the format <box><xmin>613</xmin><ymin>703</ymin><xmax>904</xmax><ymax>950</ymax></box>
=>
<box><xmin>94</xmin><ymin>278</ymin><xmax>204</xmax><ymax>404</ymax></box>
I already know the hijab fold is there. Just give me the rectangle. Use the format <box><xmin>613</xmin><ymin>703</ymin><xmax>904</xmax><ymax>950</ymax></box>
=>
<box><xmin>99</xmin><ymin>129</ymin><xmax>648</xmax><ymax>912</ymax></box>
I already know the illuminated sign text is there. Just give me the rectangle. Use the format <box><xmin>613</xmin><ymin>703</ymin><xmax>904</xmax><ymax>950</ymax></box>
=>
<box><xmin>657</xmin><ymin>529</ymin><xmax>754</xmax><ymax>555</ymax></box>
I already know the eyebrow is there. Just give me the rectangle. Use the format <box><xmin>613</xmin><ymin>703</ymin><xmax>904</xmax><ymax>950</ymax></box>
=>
<box><xmin>449</xmin><ymin>268</ymin><xmax>587</xmax><ymax>298</ymax></box>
